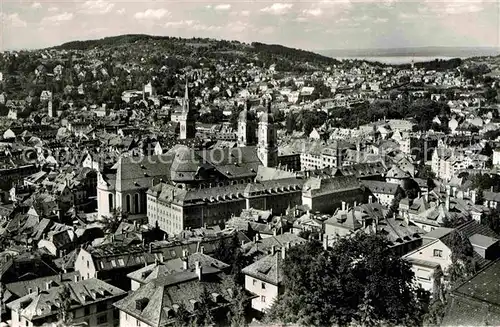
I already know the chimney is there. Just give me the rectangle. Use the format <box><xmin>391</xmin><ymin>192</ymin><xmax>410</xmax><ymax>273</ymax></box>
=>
<box><xmin>273</xmin><ymin>229</ymin><xmax>277</xmax><ymax>237</ymax></box>
<box><xmin>354</xmin><ymin>201</ymin><xmax>357</xmax><ymax>208</ymax></box>
<box><xmin>271</xmin><ymin>245</ymin><xmax>276</xmax><ymax>255</ymax></box>
<box><xmin>281</xmin><ymin>246</ymin><xmax>286</xmax><ymax>260</ymax></box>
<box><xmin>183</xmin><ymin>256</ymin><xmax>188</xmax><ymax>270</ymax></box>
<box><xmin>323</xmin><ymin>235</ymin><xmax>329</xmax><ymax>250</ymax></box>
<box><xmin>341</xmin><ymin>201</ymin><xmax>346</xmax><ymax>211</ymax></box>
<box><xmin>200</xmin><ymin>246</ymin><xmax>205</xmax><ymax>254</ymax></box>
<box><xmin>195</xmin><ymin>261</ymin><xmax>202</xmax><ymax>281</ymax></box>
<box><xmin>75</xmin><ymin>275</ymin><xmax>80</xmax><ymax>282</ymax></box>
<box><xmin>368</xmin><ymin>196</ymin><xmax>373</xmax><ymax>204</ymax></box>
<box><xmin>148</xmin><ymin>243</ymin><xmax>153</xmax><ymax>253</ymax></box>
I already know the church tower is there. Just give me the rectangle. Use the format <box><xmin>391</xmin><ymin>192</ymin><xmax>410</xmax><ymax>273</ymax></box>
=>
<box><xmin>257</xmin><ymin>99</ymin><xmax>278</xmax><ymax>167</ymax></box>
<box><xmin>179</xmin><ymin>79</ymin><xmax>196</xmax><ymax>140</ymax></box>
<box><xmin>237</xmin><ymin>99</ymin><xmax>257</xmax><ymax>147</ymax></box>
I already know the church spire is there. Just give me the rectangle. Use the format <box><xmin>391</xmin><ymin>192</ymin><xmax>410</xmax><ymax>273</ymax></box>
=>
<box><xmin>179</xmin><ymin>76</ymin><xmax>195</xmax><ymax>140</ymax></box>
<box><xmin>182</xmin><ymin>78</ymin><xmax>189</xmax><ymax>113</ymax></box>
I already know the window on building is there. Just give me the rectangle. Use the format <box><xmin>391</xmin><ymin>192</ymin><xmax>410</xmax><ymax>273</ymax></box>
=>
<box><xmin>108</xmin><ymin>194</ymin><xmax>113</xmax><ymax>212</ymax></box>
<box><xmin>111</xmin><ymin>260</ymin><xmax>117</xmax><ymax>267</ymax></box>
<box><xmin>84</xmin><ymin>306</ymin><xmax>91</xmax><ymax>316</ymax></box>
<box><xmin>97</xmin><ymin>314</ymin><xmax>108</xmax><ymax>324</ymax></box>
<box><xmin>261</xmin><ymin>282</ymin><xmax>266</xmax><ymax>290</ymax></box>
<box><xmin>252</xmin><ymin>279</ymin><xmax>256</xmax><ymax>286</ymax></box>
<box><xmin>136</xmin><ymin>319</ymin><xmax>141</xmax><ymax>326</ymax></box>
<box><xmin>118</xmin><ymin>258</ymin><xmax>125</xmax><ymax>266</ymax></box>
<box><xmin>261</xmin><ymin>296</ymin><xmax>266</xmax><ymax>303</ymax></box>
<box><xmin>135</xmin><ymin>193</ymin><xmax>140</xmax><ymax>213</ymax></box>
<box><xmin>433</xmin><ymin>249</ymin><xmax>443</xmax><ymax>257</ymax></box>
<box><xmin>126</xmin><ymin>194</ymin><xmax>131</xmax><ymax>212</ymax></box>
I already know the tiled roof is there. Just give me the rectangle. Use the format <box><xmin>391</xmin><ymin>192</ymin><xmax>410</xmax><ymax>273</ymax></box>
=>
<box><xmin>385</xmin><ymin>165</ymin><xmax>410</xmax><ymax>179</ymax></box>
<box><xmin>127</xmin><ymin>253</ymin><xmax>229</xmax><ymax>284</ymax></box>
<box><xmin>442</xmin><ymin>260</ymin><xmax>500</xmax><ymax>326</ymax></box>
<box><xmin>242</xmin><ymin>251</ymin><xmax>284</xmax><ymax>285</ymax></box>
<box><xmin>6</xmin><ymin>272</ymin><xmax>80</xmax><ymax>299</ymax></box>
<box><xmin>6</xmin><ymin>278</ymin><xmax>126</xmax><ymax>321</ymax></box>
<box><xmin>114</xmin><ymin>267</ymin><xmax>232</xmax><ymax>327</ymax></box>
<box><xmin>242</xmin><ymin>233</ymin><xmax>306</xmax><ymax>257</ymax></box>
<box><xmin>484</xmin><ymin>191</ymin><xmax>500</xmax><ymax>202</ymax></box>
<box><xmin>362</xmin><ymin>180</ymin><xmax>400</xmax><ymax>195</ymax></box>
<box><xmin>325</xmin><ymin>209</ymin><xmax>362</xmax><ymax>230</ymax></box>
<box><xmin>86</xmin><ymin>244</ymin><xmax>157</xmax><ymax>272</ymax></box>
<box><xmin>339</xmin><ymin>162</ymin><xmax>387</xmax><ymax>178</ymax></box>
<box><xmin>440</xmin><ymin>220</ymin><xmax>499</xmax><ymax>248</ymax></box>
<box><xmin>303</xmin><ymin>176</ymin><xmax>361</xmax><ymax>197</ymax></box>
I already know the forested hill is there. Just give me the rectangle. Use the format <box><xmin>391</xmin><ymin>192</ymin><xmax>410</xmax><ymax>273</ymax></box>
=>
<box><xmin>51</xmin><ymin>34</ymin><xmax>340</xmax><ymax>71</ymax></box>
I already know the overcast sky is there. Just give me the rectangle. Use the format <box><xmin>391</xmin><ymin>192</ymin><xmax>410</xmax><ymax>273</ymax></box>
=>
<box><xmin>0</xmin><ymin>0</ymin><xmax>499</xmax><ymax>51</ymax></box>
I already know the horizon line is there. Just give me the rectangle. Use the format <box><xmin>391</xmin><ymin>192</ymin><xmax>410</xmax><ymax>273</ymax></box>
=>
<box><xmin>1</xmin><ymin>32</ymin><xmax>499</xmax><ymax>54</ymax></box>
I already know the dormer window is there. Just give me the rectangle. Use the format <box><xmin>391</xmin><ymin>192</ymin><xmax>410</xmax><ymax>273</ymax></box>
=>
<box><xmin>190</xmin><ymin>299</ymin><xmax>200</xmax><ymax>311</ymax></box>
<box><xmin>135</xmin><ymin>298</ymin><xmax>149</xmax><ymax>311</ymax></box>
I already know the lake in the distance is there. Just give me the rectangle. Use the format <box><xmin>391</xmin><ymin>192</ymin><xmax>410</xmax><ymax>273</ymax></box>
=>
<box><xmin>336</xmin><ymin>56</ymin><xmax>458</xmax><ymax>65</ymax></box>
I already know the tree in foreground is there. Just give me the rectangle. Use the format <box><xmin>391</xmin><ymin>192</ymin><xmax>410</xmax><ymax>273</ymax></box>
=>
<box><xmin>266</xmin><ymin>233</ymin><xmax>429</xmax><ymax>326</ymax></box>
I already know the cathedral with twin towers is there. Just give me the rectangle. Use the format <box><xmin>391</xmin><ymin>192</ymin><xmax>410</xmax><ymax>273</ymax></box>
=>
<box><xmin>96</xmin><ymin>83</ymin><xmax>340</xmax><ymax>236</ymax></box>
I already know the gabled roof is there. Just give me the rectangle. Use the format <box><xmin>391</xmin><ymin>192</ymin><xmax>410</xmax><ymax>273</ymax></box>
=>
<box><xmin>5</xmin><ymin>272</ymin><xmax>80</xmax><ymax>299</ymax></box>
<box><xmin>86</xmin><ymin>244</ymin><xmax>157</xmax><ymax>272</ymax></box>
<box><xmin>442</xmin><ymin>259</ymin><xmax>500</xmax><ymax>326</ymax></box>
<box><xmin>242</xmin><ymin>251</ymin><xmax>284</xmax><ymax>285</ymax></box>
<box><xmin>303</xmin><ymin>175</ymin><xmax>361</xmax><ymax>197</ymax></box>
<box><xmin>7</xmin><ymin>278</ymin><xmax>125</xmax><ymax>321</ymax></box>
<box><xmin>127</xmin><ymin>253</ymin><xmax>229</xmax><ymax>284</ymax></box>
<box><xmin>386</xmin><ymin>165</ymin><xmax>411</xmax><ymax>179</ymax></box>
<box><xmin>325</xmin><ymin>209</ymin><xmax>362</xmax><ymax>231</ymax></box>
<box><xmin>362</xmin><ymin>180</ymin><xmax>400</xmax><ymax>195</ymax></box>
<box><xmin>241</xmin><ymin>233</ymin><xmax>306</xmax><ymax>257</ymax></box>
<box><xmin>114</xmin><ymin>267</ymin><xmax>232</xmax><ymax>327</ymax></box>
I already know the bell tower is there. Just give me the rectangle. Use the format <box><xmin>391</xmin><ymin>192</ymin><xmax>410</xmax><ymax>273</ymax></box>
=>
<box><xmin>179</xmin><ymin>79</ymin><xmax>196</xmax><ymax>140</ymax></box>
<box><xmin>237</xmin><ymin>99</ymin><xmax>257</xmax><ymax>147</ymax></box>
<box><xmin>257</xmin><ymin>99</ymin><xmax>278</xmax><ymax>167</ymax></box>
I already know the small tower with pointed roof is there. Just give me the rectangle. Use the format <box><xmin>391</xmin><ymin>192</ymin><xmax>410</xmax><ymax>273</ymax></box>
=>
<box><xmin>179</xmin><ymin>79</ymin><xmax>196</xmax><ymax>140</ymax></box>
<box><xmin>257</xmin><ymin>99</ymin><xmax>278</xmax><ymax>167</ymax></box>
